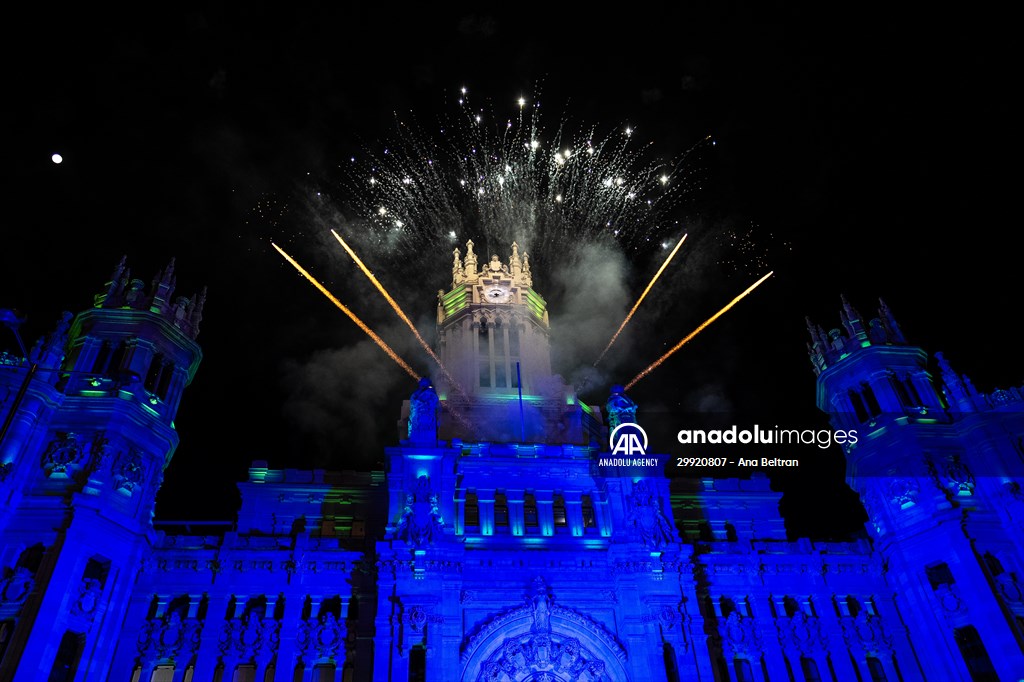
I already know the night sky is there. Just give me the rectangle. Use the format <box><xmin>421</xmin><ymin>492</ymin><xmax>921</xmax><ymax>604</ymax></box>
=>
<box><xmin>2</xmin><ymin>7</ymin><xmax>1017</xmax><ymax>539</ymax></box>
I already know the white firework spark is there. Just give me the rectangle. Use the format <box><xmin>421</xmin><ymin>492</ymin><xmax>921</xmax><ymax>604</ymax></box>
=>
<box><xmin>333</xmin><ymin>90</ymin><xmax>707</xmax><ymax>277</ymax></box>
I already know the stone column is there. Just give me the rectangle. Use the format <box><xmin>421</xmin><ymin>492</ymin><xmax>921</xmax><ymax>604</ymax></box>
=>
<box><xmin>818</xmin><ymin>598</ymin><xmax>859</xmax><ymax>682</ymax></box>
<box><xmin>564</xmin><ymin>490</ymin><xmax>584</xmax><ymax>536</ymax></box>
<box><xmin>477</xmin><ymin>488</ymin><xmax>495</xmax><ymax>535</ymax></box>
<box><xmin>192</xmin><ymin>594</ymin><xmax>232</xmax><ymax>682</ymax></box>
<box><xmin>751</xmin><ymin>593</ymin><xmax>789</xmax><ymax>682</ymax></box>
<box><xmin>535</xmin><ymin>489</ymin><xmax>554</xmax><ymax>536</ymax></box>
<box><xmin>274</xmin><ymin>593</ymin><xmax>305</xmax><ymax>682</ymax></box>
<box><xmin>453</xmin><ymin>487</ymin><xmax>465</xmax><ymax>535</ymax></box>
<box><xmin>873</xmin><ymin>595</ymin><xmax>924</xmax><ymax>681</ymax></box>
<box><xmin>107</xmin><ymin>592</ymin><xmax>155</xmax><ymax>678</ymax></box>
<box><xmin>507</xmin><ymin>488</ymin><xmax>525</xmax><ymax>536</ymax></box>
<box><xmin>170</xmin><ymin>662</ymin><xmax>189</xmax><ymax>682</ymax></box>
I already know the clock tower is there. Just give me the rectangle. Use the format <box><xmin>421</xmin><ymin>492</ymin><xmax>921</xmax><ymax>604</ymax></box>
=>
<box><xmin>422</xmin><ymin>239</ymin><xmax>603</xmax><ymax>445</ymax></box>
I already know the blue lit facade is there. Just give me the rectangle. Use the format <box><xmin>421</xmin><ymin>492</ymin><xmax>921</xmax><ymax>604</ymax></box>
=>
<box><xmin>1</xmin><ymin>252</ymin><xmax>1022</xmax><ymax>681</ymax></box>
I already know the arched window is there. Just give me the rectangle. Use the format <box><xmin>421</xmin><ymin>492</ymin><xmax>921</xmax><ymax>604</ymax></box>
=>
<box><xmin>91</xmin><ymin>341</ymin><xmax>112</xmax><ymax>373</ymax></box>
<box><xmin>494</xmin><ymin>492</ymin><xmax>509</xmax><ymax>527</ymax></box>
<box><xmin>231</xmin><ymin>664</ymin><xmax>256</xmax><ymax>682</ymax></box>
<box><xmin>478</xmin><ymin>322</ymin><xmax>490</xmax><ymax>388</ymax></box>
<box><xmin>508</xmin><ymin>325</ymin><xmax>520</xmax><ymax>388</ymax></box>
<box><xmin>151</xmin><ymin>667</ymin><xmax>174</xmax><ymax>682</ymax></box>
<box><xmin>848</xmin><ymin>389</ymin><xmax>869</xmax><ymax>423</ymax></box>
<box><xmin>581</xmin><ymin>495</ymin><xmax>596</xmax><ymax>529</ymax></box>
<box><xmin>903</xmin><ymin>375</ymin><xmax>923</xmax><ymax>406</ymax></box>
<box><xmin>663</xmin><ymin>642</ymin><xmax>680</xmax><ymax>682</ymax></box>
<box><xmin>888</xmin><ymin>373</ymin><xmax>913</xmax><ymax>408</ymax></box>
<box><xmin>733</xmin><ymin>658</ymin><xmax>754</xmax><ymax>682</ymax></box>
<box><xmin>552</xmin><ymin>495</ymin><xmax>567</xmax><ymax>527</ymax></box>
<box><xmin>145</xmin><ymin>353</ymin><xmax>165</xmax><ymax>393</ymax></box>
<box><xmin>107</xmin><ymin>342</ymin><xmax>127</xmax><ymax>378</ymax></box>
<box><xmin>524</xmin><ymin>493</ymin><xmax>538</xmax><ymax>528</ymax></box>
<box><xmin>47</xmin><ymin>631</ymin><xmax>85</xmax><ymax>682</ymax></box>
<box><xmin>464</xmin><ymin>491</ymin><xmax>479</xmax><ymax>528</ymax></box>
<box><xmin>800</xmin><ymin>657</ymin><xmax>822</xmax><ymax>682</ymax></box>
<box><xmin>954</xmin><ymin>626</ymin><xmax>998</xmax><ymax>681</ymax></box>
<box><xmin>861</xmin><ymin>383</ymin><xmax>882</xmax><ymax>417</ymax></box>
<box><xmin>926</xmin><ymin>562</ymin><xmax>955</xmax><ymax>589</ymax></box>
<box><xmin>866</xmin><ymin>656</ymin><xmax>887</xmax><ymax>681</ymax></box>
<box><xmin>409</xmin><ymin>645</ymin><xmax>426</xmax><ymax>682</ymax></box>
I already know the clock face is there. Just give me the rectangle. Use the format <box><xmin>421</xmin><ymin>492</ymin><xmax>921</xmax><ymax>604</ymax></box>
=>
<box><xmin>484</xmin><ymin>286</ymin><xmax>511</xmax><ymax>303</ymax></box>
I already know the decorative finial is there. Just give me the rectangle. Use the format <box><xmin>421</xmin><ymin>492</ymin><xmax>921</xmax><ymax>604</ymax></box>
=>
<box><xmin>189</xmin><ymin>286</ymin><xmax>207</xmax><ymax>339</ymax></box>
<box><xmin>510</xmin><ymin>241</ymin><xmax>522</xmax><ymax>278</ymax></box>
<box><xmin>99</xmin><ymin>256</ymin><xmax>128</xmax><ymax>308</ymax></box>
<box><xmin>463</xmin><ymin>239</ymin><xmax>477</xmax><ymax>277</ymax></box>
<box><xmin>878</xmin><ymin>298</ymin><xmax>906</xmax><ymax>344</ymax></box>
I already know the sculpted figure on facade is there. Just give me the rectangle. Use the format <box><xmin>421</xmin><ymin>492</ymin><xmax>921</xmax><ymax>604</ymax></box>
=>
<box><xmin>605</xmin><ymin>385</ymin><xmax>637</xmax><ymax>429</ymax></box>
<box><xmin>626</xmin><ymin>480</ymin><xmax>676</xmax><ymax>549</ymax></box>
<box><xmin>393</xmin><ymin>475</ymin><xmax>444</xmax><ymax>546</ymax></box>
<box><xmin>408</xmin><ymin>377</ymin><xmax>440</xmax><ymax>443</ymax></box>
<box><xmin>531</xmin><ymin>577</ymin><xmax>552</xmax><ymax>633</ymax></box>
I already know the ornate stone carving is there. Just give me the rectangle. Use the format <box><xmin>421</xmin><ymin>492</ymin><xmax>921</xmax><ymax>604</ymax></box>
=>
<box><xmin>604</xmin><ymin>385</ymin><xmax>637</xmax><ymax>429</ymax></box>
<box><xmin>408</xmin><ymin>378</ymin><xmax>440</xmax><ymax>443</ymax></box>
<box><xmin>41</xmin><ymin>432</ymin><xmax>82</xmax><ymax>477</ymax></box>
<box><xmin>83</xmin><ymin>431</ymin><xmax>114</xmax><ymax>481</ymax></box>
<box><xmin>137</xmin><ymin>612</ymin><xmax>203</xmax><ymax>663</ymax></box>
<box><xmin>839</xmin><ymin>612</ymin><xmax>893</xmax><ymax>657</ymax></box>
<box><xmin>30</xmin><ymin>311</ymin><xmax>71</xmax><ymax>365</ymax></box>
<box><xmin>0</xmin><ymin>567</ymin><xmax>34</xmax><ymax>605</ymax></box>
<box><xmin>486</xmin><ymin>254</ymin><xmax>509</xmax><ymax>274</ymax></box>
<box><xmin>720</xmin><ymin>612</ymin><xmax>763</xmax><ymax>659</ymax></box>
<box><xmin>462</xmin><ymin>600</ymin><xmax>627</xmax><ymax>667</ymax></box>
<box><xmin>69</xmin><ymin>578</ymin><xmax>102</xmax><ymax>621</ymax></box>
<box><xmin>406</xmin><ymin>605</ymin><xmax>444</xmax><ymax>632</ymax></box>
<box><xmin>776</xmin><ymin>613</ymin><xmax>827</xmax><ymax>656</ymax></box>
<box><xmin>996</xmin><ymin>573</ymin><xmax>1024</xmax><ymax>613</ymax></box>
<box><xmin>531</xmin><ymin>577</ymin><xmax>552</xmax><ymax>633</ymax></box>
<box><xmin>625</xmin><ymin>480</ymin><xmax>676</xmax><ymax>549</ymax></box>
<box><xmin>220</xmin><ymin>612</ymin><xmax>280</xmax><ymax>660</ymax></box>
<box><xmin>642</xmin><ymin>604</ymin><xmax>682</xmax><ymax>630</ymax></box>
<box><xmin>392</xmin><ymin>475</ymin><xmax>444</xmax><ymax>547</ymax></box>
<box><xmin>937</xmin><ymin>455</ymin><xmax>975</xmax><ymax>497</ymax></box>
<box><xmin>934</xmin><ymin>583</ymin><xmax>969</xmax><ymax>620</ymax></box>
<box><xmin>296</xmin><ymin>613</ymin><xmax>346</xmax><ymax>662</ymax></box>
<box><xmin>114</xmin><ymin>449</ymin><xmax>146</xmax><ymax>493</ymax></box>
<box><xmin>885</xmin><ymin>475</ymin><xmax>919</xmax><ymax>510</ymax></box>
<box><xmin>478</xmin><ymin>632</ymin><xmax>608</xmax><ymax>682</ymax></box>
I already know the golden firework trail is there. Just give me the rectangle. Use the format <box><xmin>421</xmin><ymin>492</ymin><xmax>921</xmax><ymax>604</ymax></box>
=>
<box><xmin>594</xmin><ymin>232</ymin><xmax>688</xmax><ymax>366</ymax></box>
<box><xmin>625</xmin><ymin>271</ymin><xmax>774</xmax><ymax>390</ymax></box>
<box><xmin>330</xmin><ymin>229</ymin><xmax>471</xmax><ymax>400</ymax></box>
<box><xmin>328</xmin><ymin>231</ymin><xmax>482</xmax><ymax>436</ymax></box>
<box><xmin>271</xmin><ymin>242</ymin><xmax>420</xmax><ymax>381</ymax></box>
<box><xmin>331</xmin><ymin>230</ymin><xmax>447</xmax><ymax>368</ymax></box>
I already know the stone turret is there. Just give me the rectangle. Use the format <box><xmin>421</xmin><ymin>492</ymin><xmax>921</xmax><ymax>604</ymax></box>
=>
<box><xmin>0</xmin><ymin>257</ymin><xmax>204</xmax><ymax>681</ymax></box>
<box><xmin>428</xmin><ymin>240</ymin><xmax>601</xmax><ymax>445</ymax></box>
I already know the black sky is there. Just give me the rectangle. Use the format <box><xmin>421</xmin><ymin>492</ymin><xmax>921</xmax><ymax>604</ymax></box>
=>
<box><xmin>2</xmin><ymin>6</ymin><xmax>1018</xmax><ymax>539</ymax></box>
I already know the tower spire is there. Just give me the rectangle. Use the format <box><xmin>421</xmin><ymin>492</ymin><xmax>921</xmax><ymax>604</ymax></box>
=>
<box><xmin>96</xmin><ymin>255</ymin><xmax>128</xmax><ymax>308</ymax></box>
<box><xmin>878</xmin><ymin>298</ymin><xmax>907</xmax><ymax>344</ymax></box>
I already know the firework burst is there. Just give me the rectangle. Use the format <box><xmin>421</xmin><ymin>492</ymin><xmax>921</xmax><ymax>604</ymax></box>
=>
<box><xmin>332</xmin><ymin>90</ymin><xmax>708</xmax><ymax>279</ymax></box>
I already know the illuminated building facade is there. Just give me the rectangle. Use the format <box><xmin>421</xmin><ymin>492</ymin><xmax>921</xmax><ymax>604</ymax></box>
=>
<box><xmin>1</xmin><ymin>250</ymin><xmax>1022</xmax><ymax>681</ymax></box>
